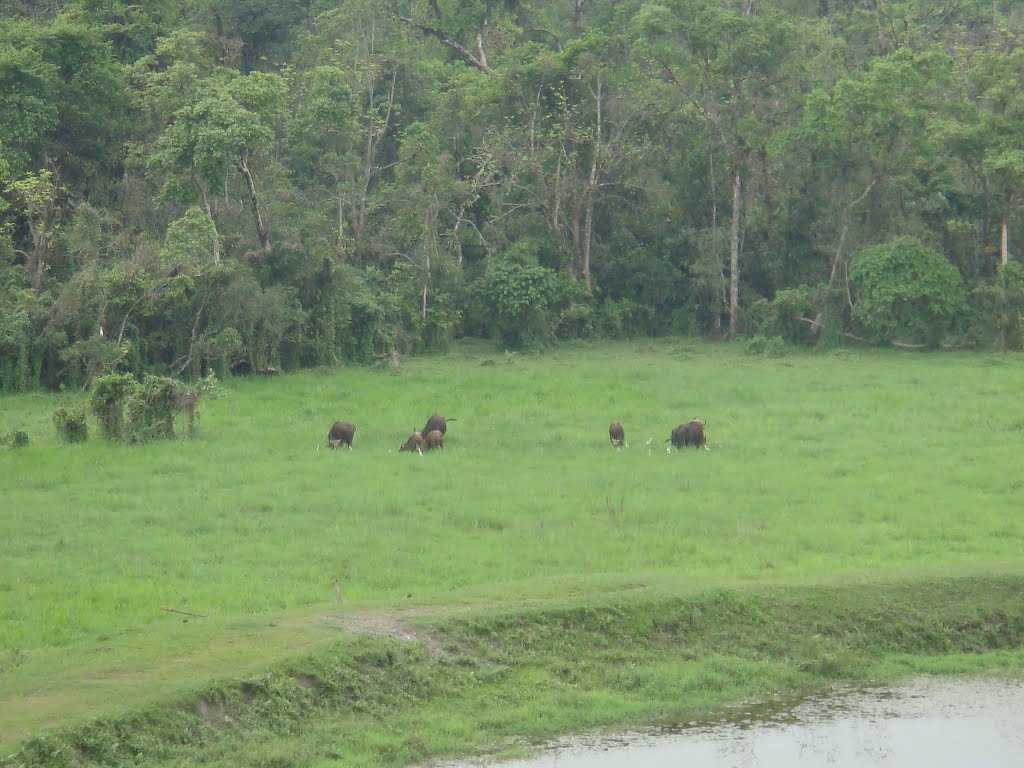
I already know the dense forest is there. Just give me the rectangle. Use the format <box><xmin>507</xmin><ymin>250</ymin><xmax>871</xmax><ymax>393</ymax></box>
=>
<box><xmin>2</xmin><ymin>0</ymin><xmax>1024</xmax><ymax>391</ymax></box>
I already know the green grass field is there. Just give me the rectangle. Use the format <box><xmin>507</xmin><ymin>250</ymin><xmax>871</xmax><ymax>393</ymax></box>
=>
<box><xmin>2</xmin><ymin>340</ymin><xmax>1024</xmax><ymax>762</ymax></box>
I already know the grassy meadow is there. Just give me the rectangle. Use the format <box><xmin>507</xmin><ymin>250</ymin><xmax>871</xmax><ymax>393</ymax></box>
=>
<box><xmin>2</xmin><ymin>339</ymin><xmax>1024</xmax><ymax>760</ymax></box>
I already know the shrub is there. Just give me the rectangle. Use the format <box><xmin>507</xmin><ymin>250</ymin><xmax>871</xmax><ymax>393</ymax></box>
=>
<box><xmin>90</xmin><ymin>373</ymin><xmax>140</xmax><ymax>440</ymax></box>
<box><xmin>595</xmin><ymin>298</ymin><xmax>652</xmax><ymax>338</ymax></box>
<box><xmin>967</xmin><ymin>262</ymin><xmax>1024</xmax><ymax>350</ymax></box>
<box><xmin>8</xmin><ymin>430</ymin><xmax>29</xmax><ymax>448</ymax></box>
<box><xmin>745</xmin><ymin>335</ymin><xmax>789</xmax><ymax>357</ymax></box>
<box><xmin>556</xmin><ymin>301</ymin><xmax>595</xmax><ymax>339</ymax></box>
<box><xmin>479</xmin><ymin>261</ymin><xmax>560</xmax><ymax>349</ymax></box>
<box><xmin>768</xmin><ymin>286</ymin><xmax>819</xmax><ymax>344</ymax></box>
<box><xmin>850</xmin><ymin>238</ymin><xmax>967</xmax><ymax>348</ymax></box>
<box><xmin>742</xmin><ymin>296</ymin><xmax>773</xmax><ymax>337</ymax></box>
<box><xmin>52</xmin><ymin>408</ymin><xmax>89</xmax><ymax>443</ymax></box>
<box><xmin>126</xmin><ymin>375</ymin><xmax>183</xmax><ymax>442</ymax></box>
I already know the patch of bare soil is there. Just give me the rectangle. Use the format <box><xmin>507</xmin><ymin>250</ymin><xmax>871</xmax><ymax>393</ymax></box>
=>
<box><xmin>319</xmin><ymin>611</ymin><xmax>446</xmax><ymax>656</ymax></box>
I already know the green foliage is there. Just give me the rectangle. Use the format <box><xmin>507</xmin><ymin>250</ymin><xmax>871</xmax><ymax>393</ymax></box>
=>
<box><xmin>125</xmin><ymin>374</ymin><xmax>182</xmax><ymax>441</ymax></box>
<box><xmin>0</xmin><ymin>16</ymin><xmax>129</xmax><ymax>176</ymax></box>
<box><xmin>149</xmin><ymin>82</ymin><xmax>274</xmax><ymax>204</ymax></box>
<box><xmin>3</xmin><ymin>0</ymin><xmax>1024</xmax><ymax>391</ymax></box>
<box><xmin>59</xmin><ymin>338</ymin><xmax>131</xmax><ymax>388</ymax></box>
<box><xmin>51</xmin><ymin>406</ymin><xmax>88</xmax><ymax>443</ymax></box>
<box><xmin>967</xmin><ymin>261</ymin><xmax>1024</xmax><ymax>350</ymax></box>
<box><xmin>160</xmin><ymin>206</ymin><xmax>219</xmax><ymax>268</ymax></box>
<box><xmin>6</xmin><ymin>429</ymin><xmax>29</xmax><ymax>448</ymax></box>
<box><xmin>850</xmin><ymin>238</ymin><xmax>967</xmax><ymax>348</ymax></box>
<box><xmin>89</xmin><ymin>372</ymin><xmax>138</xmax><ymax>439</ymax></box>
<box><xmin>479</xmin><ymin>260</ymin><xmax>560</xmax><ymax>349</ymax></box>
<box><xmin>745</xmin><ymin>334</ymin><xmax>789</xmax><ymax>357</ymax></box>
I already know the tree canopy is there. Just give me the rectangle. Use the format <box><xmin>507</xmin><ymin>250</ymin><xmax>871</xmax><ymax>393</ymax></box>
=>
<box><xmin>3</xmin><ymin>0</ymin><xmax>1024</xmax><ymax>390</ymax></box>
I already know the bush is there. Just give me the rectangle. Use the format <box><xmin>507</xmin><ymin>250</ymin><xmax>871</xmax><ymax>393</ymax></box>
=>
<box><xmin>90</xmin><ymin>373</ymin><xmax>140</xmax><ymax>440</ymax></box>
<box><xmin>8</xmin><ymin>430</ymin><xmax>29</xmax><ymax>448</ymax></box>
<box><xmin>745</xmin><ymin>335</ymin><xmax>789</xmax><ymax>357</ymax></box>
<box><xmin>967</xmin><ymin>262</ymin><xmax>1024</xmax><ymax>350</ymax></box>
<box><xmin>595</xmin><ymin>298</ymin><xmax>652</xmax><ymax>338</ymax></box>
<box><xmin>556</xmin><ymin>301</ymin><xmax>595</xmax><ymax>339</ymax></box>
<box><xmin>768</xmin><ymin>286</ymin><xmax>820</xmax><ymax>344</ymax></box>
<box><xmin>479</xmin><ymin>261</ymin><xmax>560</xmax><ymax>349</ymax></box>
<box><xmin>52</xmin><ymin>408</ymin><xmax>89</xmax><ymax>443</ymax></box>
<box><xmin>126</xmin><ymin>375</ymin><xmax>183</xmax><ymax>442</ymax></box>
<box><xmin>742</xmin><ymin>296</ymin><xmax>773</xmax><ymax>337</ymax></box>
<box><xmin>850</xmin><ymin>238</ymin><xmax>967</xmax><ymax>348</ymax></box>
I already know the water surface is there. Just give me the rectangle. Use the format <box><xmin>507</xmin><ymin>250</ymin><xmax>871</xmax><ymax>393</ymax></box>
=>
<box><xmin>450</xmin><ymin>678</ymin><xmax>1024</xmax><ymax>767</ymax></box>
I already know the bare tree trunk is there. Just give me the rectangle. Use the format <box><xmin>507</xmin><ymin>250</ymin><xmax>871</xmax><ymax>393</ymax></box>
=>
<box><xmin>238</xmin><ymin>152</ymin><xmax>271</xmax><ymax>253</ymax></box>
<box><xmin>570</xmin><ymin>202</ymin><xmax>582</xmax><ymax>280</ymax></box>
<box><xmin>710</xmin><ymin>148</ymin><xmax>723</xmax><ymax>335</ymax></box>
<box><xmin>200</xmin><ymin>185</ymin><xmax>220</xmax><ymax>264</ymax></box>
<box><xmin>574</xmin><ymin>0</ymin><xmax>585</xmax><ymax>31</ymax></box>
<box><xmin>337</xmin><ymin>180</ymin><xmax>345</xmax><ymax>246</ymax></box>
<box><xmin>729</xmin><ymin>169</ymin><xmax>742</xmax><ymax>337</ymax></box>
<box><xmin>475</xmin><ymin>27</ymin><xmax>489</xmax><ymax>71</ymax></box>
<box><xmin>24</xmin><ymin>220</ymin><xmax>46</xmax><ymax>292</ymax></box>
<box><xmin>422</xmin><ymin>203</ymin><xmax>438</xmax><ymax>321</ymax></box>
<box><xmin>353</xmin><ymin>70</ymin><xmax>397</xmax><ymax>249</ymax></box>
<box><xmin>582</xmin><ymin>76</ymin><xmax>602</xmax><ymax>294</ymax></box>
<box><xmin>1001</xmin><ymin>216</ymin><xmax>1009</xmax><ymax>266</ymax></box>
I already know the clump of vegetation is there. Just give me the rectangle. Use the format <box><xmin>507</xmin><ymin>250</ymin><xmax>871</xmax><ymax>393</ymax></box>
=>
<box><xmin>90</xmin><ymin>373</ymin><xmax>140</xmax><ymax>440</ymax></box>
<box><xmin>180</xmin><ymin>372</ymin><xmax>223</xmax><ymax>437</ymax></box>
<box><xmin>850</xmin><ymin>238</ymin><xmax>967</xmax><ymax>348</ymax></box>
<box><xmin>745</xmin><ymin>335</ymin><xmax>789</xmax><ymax>358</ymax></box>
<box><xmin>968</xmin><ymin>262</ymin><xmax>1024</xmax><ymax>350</ymax></box>
<box><xmin>478</xmin><ymin>261</ymin><xmax>560</xmax><ymax>349</ymax></box>
<box><xmin>5</xmin><ymin>430</ymin><xmax>29</xmax><ymax>448</ymax></box>
<box><xmin>89</xmin><ymin>372</ymin><xmax>216</xmax><ymax>442</ymax></box>
<box><xmin>125</xmin><ymin>375</ymin><xmax>183</xmax><ymax>442</ymax></box>
<box><xmin>52</xmin><ymin>408</ymin><xmax>88</xmax><ymax>443</ymax></box>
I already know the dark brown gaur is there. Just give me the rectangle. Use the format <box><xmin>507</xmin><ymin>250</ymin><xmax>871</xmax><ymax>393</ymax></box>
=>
<box><xmin>327</xmin><ymin>421</ymin><xmax>356</xmax><ymax>449</ymax></box>
<box><xmin>668</xmin><ymin>420</ymin><xmax>706</xmax><ymax>450</ymax></box>
<box><xmin>399</xmin><ymin>431</ymin><xmax>425</xmax><ymax>454</ymax></box>
<box><xmin>609</xmin><ymin>421</ymin><xmax>625</xmax><ymax>447</ymax></box>
<box><xmin>422</xmin><ymin>414</ymin><xmax>456</xmax><ymax>436</ymax></box>
<box><xmin>423</xmin><ymin>429</ymin><xmax>445</xmax><ymax>451</ymax></box>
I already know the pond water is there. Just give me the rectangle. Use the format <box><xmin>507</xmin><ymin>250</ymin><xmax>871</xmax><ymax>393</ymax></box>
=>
<box><xmin>448</xmin><ymin>677</ymin><xmax>1024</xmax><ymax>768</ymax></box>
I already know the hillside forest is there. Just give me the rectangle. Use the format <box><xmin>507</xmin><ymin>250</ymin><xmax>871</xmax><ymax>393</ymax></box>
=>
<box><xmin>3</xmin><ymin>0</ymin><xmax>1024</xmax><ymax>391</ymax></box>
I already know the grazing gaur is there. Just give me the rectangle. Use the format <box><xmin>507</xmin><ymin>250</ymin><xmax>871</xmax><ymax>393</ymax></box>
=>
<box><xmin>423</xmin><ymin>429</ymin><xmax>445</xmax><ymax>451</ymax></box>
<box><xmin>668</xmin><ymin>420</ymin><xmax>706</xmax><ymax>450</ymax></box>
<box><xmin>327</xmin><ymin>421</ymin><xmax>356</xmax><ymax>449</ymax></box>
<box><xmin>422</xmin><ymin>414</ymin><xmax>456</xmax><ymax>436</ymax></box>
<box><xmin>609</xmin><ymin>421</ymin><xmax>625</xmax><ymax>447</ymax></box>
<box><xmin>399</xmin><ymin>431</ymin><xmax>425</xmax><ymax>454</ymax></box>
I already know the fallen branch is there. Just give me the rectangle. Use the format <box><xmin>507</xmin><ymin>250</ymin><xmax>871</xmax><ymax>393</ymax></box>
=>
<box><xmin>162</xmin><ymin>607</ymin><xmax>206</xmax><ymax>618</ymax></box>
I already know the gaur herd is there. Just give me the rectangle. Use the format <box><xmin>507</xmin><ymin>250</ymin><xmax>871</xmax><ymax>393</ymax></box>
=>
<box><xmin>327</xmin><ymin>414</ymin><xmax>708</xmax><ymax>453</ymax></box>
